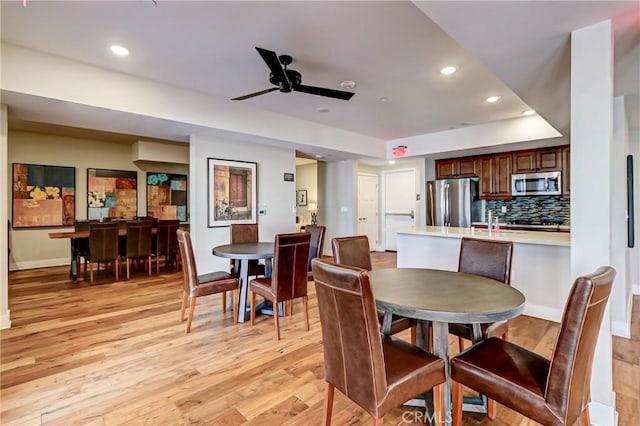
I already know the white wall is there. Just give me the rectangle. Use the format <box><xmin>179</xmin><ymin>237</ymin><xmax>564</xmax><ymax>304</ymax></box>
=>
<box><xmin>1</xmin><ymin>105</ymin><xmax>10</xmax><ymax>329</ymax></box>
<box><xmin>630</xmin><ymin>129</ymin><xmax>640</xmax><ymax>296</ymax></box>
<box><xmin>570</xmin><ymin>20</ymin><xmax>615</xmax><ymax>424</ymax></box>
<box><xmin>321</xmin><ymin>160</ymin><xmax>357</xmax><ymax>256</ymax></box>
<box><xmin>189</xmin><ymin>135</ymin><xmax>296</xmax><ymax>275</ymax></box>
<box><xmin>295</xmin><ymin>163</ymin><xmax>317</xmax><ymax>225</ymax></box>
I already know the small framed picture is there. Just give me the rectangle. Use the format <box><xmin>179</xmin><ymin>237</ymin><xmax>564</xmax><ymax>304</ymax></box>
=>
<box><xmin>297</xmin><ymin>190</ymin><xmax>307</xmax><ymax>206</ymax></box>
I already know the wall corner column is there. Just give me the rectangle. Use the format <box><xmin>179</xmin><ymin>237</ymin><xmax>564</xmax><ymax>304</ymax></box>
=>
<box><xmin>1</xmin><ymin>104</ymin><xmax>12</xmax><ymax>329</ymax></box>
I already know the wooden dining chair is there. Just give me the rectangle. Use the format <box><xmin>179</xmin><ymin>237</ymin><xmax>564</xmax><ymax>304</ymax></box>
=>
<box><xmin>155</xmin><ymin>219</ymin><xmax>180</xmax><ymax>273</ymax></box>
<box><xmin>177</xmin><ymin>229</ymin><xmax>239</xmax><ymax>333</ymax></box>
<box><xmin>450</xmin><ymin>266</ymin><xmax>615</xmax><ymax>426</ymax></box>
<box><xmin>120</xmin><ymin>220</ymin><xmax>153</xmax><ymax>280</ymax></box>
<box><xmin>332</xmin><ymin>235</ymin><xmax>417</xmax><ymax>345</ymax></box>
<box><xmin>311</xmin><ymin>258</ymin><xmax>446</xmax><ymax>426</ymax></box>
<box><xmin>249</xmin><ymin>233</ymin><xmax>311</xmax><ymax>340</ymax></box>
<box><xmin>74</xmin><ymin>219</ymin><xmax>92</xmax><ymax>275</ymax></box>
<box><xmin>86</xmin><ymin>222</ymin><xmax>120</xmax><ymax>284</ymax></box>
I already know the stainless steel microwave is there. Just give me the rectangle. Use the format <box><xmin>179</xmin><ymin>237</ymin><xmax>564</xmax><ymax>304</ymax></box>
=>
<box><xmin>511</xmin><ymin>171</ymin><xmax>562</xmax><ymax>196</ymax></box>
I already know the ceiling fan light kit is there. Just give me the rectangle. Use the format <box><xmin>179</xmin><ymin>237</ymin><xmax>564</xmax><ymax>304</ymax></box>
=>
<box><xmin>232</xmin><ymin>47</ymin><xmax>355</xmax><ymax>101</ymax></box>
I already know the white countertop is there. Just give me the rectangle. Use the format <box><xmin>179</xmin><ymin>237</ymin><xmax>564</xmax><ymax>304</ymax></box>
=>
<box><xmin>397</xmin><ymin>226</ymin><xmax>570</xmax><ymax>247</ymax></box>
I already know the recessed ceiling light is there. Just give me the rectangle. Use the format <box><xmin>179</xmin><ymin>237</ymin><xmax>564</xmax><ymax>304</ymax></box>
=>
<box><xmin>388</xmin><ymin>160</ymin><xmax>396</xmax><ymax>165</ymax></box>
<box><xmin>379</xmin><ymin>97</ymin><xmax>388</xmax><ymax>102</ymax></box>
<box><xmin>314</xmin><ymin>154</ymin><xmax>324</xmax><ymax>159</ymax></box>
<box><xmin>522</xmin><ymin>109</ymin><xmax>536</xmax><ymax>116</ymax></box>
<box><xmin>485</xmin><ymin>95</ymin><xmax>501</xmax><ymax>103</ymax></box>
<box><xmin>440</xmin><ymin>66</ymin><xmax>457</xmax><ymax>76</ymax></box>
<box><xmin>316</xmin><ymin>107</ymin><xmax>330</xmax><ymax>113</ymax></box>
<box><xmin>110</xmin><ymin>45</ymin><xmax>129</xmax><ymax>56</ymax></box>
<box><xmin>340</xmin><ymin>80</ymin><xmax>356</xmax><ymax>90</ymax></box>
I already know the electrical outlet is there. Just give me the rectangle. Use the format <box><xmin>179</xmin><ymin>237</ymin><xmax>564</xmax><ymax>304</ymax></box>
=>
<box><xmin>501</xmin><ymin>206</ymin><xmax>507</xmax><ymax>213</ymax></box>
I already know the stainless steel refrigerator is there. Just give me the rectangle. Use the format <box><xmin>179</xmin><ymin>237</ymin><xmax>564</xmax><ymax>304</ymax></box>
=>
<box><xmin>427</xmin><ymin>178</ymin><xmax>479</xmax><ymax>227</ymax></box>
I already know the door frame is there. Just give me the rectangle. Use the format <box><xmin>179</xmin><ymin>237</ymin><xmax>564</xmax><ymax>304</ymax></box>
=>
<box><xmin>357</xmin><ymin>172</ymin><xmax>379</xmax><ymax>251</ymax></box>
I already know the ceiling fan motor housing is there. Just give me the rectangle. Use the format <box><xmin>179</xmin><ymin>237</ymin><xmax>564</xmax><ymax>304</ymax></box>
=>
<box><xmin>269</xmin><ymin>69</ymin><xmax>302</xmax><ymax>92</ymax></box>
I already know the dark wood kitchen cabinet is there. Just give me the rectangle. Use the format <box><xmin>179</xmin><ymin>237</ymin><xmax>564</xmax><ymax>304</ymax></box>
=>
<box><xmin>435</xmin><ymin>157</ymin><xmax>478</xmax><ymax>179</ymax></box>
<box><xmin>512</xmin><ymin>148</ymin><xmax>562</xmax><ymax>173</ymax></box>
<box><xmin>479</xmin><ymin>153</ymin><xmax>512</xmax><ymax>199</ymax></box>
<box><xmin>562</xmin><ymin>146</ymin><xmax>570</xmax><ymax>197</ymax></box>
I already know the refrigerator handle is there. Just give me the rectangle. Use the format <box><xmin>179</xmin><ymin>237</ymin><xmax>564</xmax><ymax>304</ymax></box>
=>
<box><xmin>444</xmin><ymin>183</ymin><xmax>450</xmax><ymax>226</ymax></box>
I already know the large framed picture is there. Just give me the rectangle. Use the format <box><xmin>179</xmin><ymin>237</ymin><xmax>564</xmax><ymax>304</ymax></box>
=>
<box><xmin>208</xmin><ymin>158</ymin><xmax>257</xmax><ymax>227</ymax></box>
<box><xmin>146</xmin><ymin>172</ymin><xmax>188</xmax><ymax>222</ymax></box>
<box><xmin>12</xmin><ymin>163</ymin><xmax>76</xmax><ymax>228</ymax></box>
<box><xmin>87</xmin><ymin>168</ymin><xmax>138</xmax><ymax>220</ymax></box>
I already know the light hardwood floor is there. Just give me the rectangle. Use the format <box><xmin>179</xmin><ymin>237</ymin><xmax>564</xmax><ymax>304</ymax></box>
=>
<box><xmin>2</xmin><ymin>253</ymin><xmax>638</xmax><ymax>425</ymax></box>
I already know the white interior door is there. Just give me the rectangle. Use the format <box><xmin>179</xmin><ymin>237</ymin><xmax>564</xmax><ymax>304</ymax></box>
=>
<box><xmin>384</xmin><ymin>169</ymin><xmax>416</xmax><ymax>251</ymax></box>
<box><xmin>357</xmin><ymin>174</ymin><xmax>379</xmax><ymax>249</ymax></box>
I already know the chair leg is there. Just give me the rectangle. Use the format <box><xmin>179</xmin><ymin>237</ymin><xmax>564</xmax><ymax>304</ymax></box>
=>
<box><xmin>274</xmin><ymin>301</ymin><xmax>281</xmax><ymax>340</ymax></box>
<box><xmin>90</xmin><ymin>262</ymin><xmax>94</xmax><ymax>284</ymax></box>
<box><xmin>186</xmin><ymin>297</ymin><xmax>196</xmax><ymax>333</ymax></box>
<box><xmin>290</xmin><ymin>299</ymin><xmax>294</xmax><ymax>316</ymax></box>
<box><xmin>303</xmin><ymin>295</ymin><xmax>309</xmax><ymax>331</ymax></box>
<box><xmin>410</xmin><ymin>325</ymin><xmax>417</xmax><ymax>345</ymax></box>
<box><xmin>451</xmin><ymin>381</ymin><xmax>462</xmax><ymax>426</ymax></box>
<box><xmin>222</xmin><ymin>291</ymin><xmax>227</xmax><ymax>313</ymax></box>
<box><xmin>488</xmin><ymin>399</ymin><xmax>497</xmax><ymax>420</ymax></box>
<box><xmin>180</xmin><ymin>291</ymin><xmax>188</xmax><ymax>322</ymax></box>
<box><xmin>233</xmin><ymin>289</ymin><xmax>239</xmax><ymax>324</ymax></box>
<box><xmin>126</xmin><ymin>258</ymin><xmax>130</xmax><ymax>280</ymax></box>
<box><xmin>148</xmin><ymin>256</ymin><xmax>151</xmax><ymax>276</ymax></box>
<box><xmin>458</xmin><ymin>336</ymin><xmax>465</xmax><ymax>353</ymax></box>
<box><xmin>250</xmin><ymin>292</ymin><xmax>256</xmax><ymax>325</ymax></box>
<box><xmin>579</xmin><ymin>408</ymin><xmax>590</xmax><ymax>426</ymax></box>
<box><xmin>323</xmin><ymin>382</ymin><xmax>335</xmax><ymax>426</ymax></box>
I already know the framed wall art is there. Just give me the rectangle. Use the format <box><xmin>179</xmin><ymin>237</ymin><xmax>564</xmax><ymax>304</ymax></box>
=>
<box><xmin>296</xmin><ymin>189</ymin><xmax>307</xmax><ymax>206</ymax></box>
<box><xmin>87</xmin><ymin>168</ymin><xmax>138</xmax><ymax>220</ymax></box>
<box><xmin>12</xmin><ymin>163</ymin><xmax>76</xmax><ymax>228</ymax></box>
<box><xmin>208</xmin><ymin>158</ymin><xmax>256</xmax><ymax>227</ymax></box>
<box><xmin>146</xmin><ymin>172</ymin><xmax>188</xmax><ymax>222</ymax></box>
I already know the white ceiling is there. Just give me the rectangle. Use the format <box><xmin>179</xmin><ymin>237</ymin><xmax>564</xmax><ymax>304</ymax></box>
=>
<box><xmin>1</xmin><ymin>1</ymin><xmax>638</xmax><ymax>159</ymax></box>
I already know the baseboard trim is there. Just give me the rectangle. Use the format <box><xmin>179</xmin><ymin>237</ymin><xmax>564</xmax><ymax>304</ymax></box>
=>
<box><xmin>633</xmin><ymin>284</ymin><xmax>640</xmax><ymax>296</ymax></box>
<box><xmin>0</xmin><ymin>310</ymin><xmax>11</xmax><ymax>330</ymax></box>
<box><xmin>589</xmin><ymin>398</ymin><xmax>617</xmax><ymax>426</ymax></box>
<box><xmin>10</xmin><ymin>258</ymin><xmax>70</xmax><ymax>271</ymax></box>
<box><xmin>612</xmin><ymin>319</ymin><xmax>631</xmax><ymax>339</ymax></box>
<box><xmin>522</xmin><ymin>303</ymin><xmax>562</xmax><ymax>323</ymax></box>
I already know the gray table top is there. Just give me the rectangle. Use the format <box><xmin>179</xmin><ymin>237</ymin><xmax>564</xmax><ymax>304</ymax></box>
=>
<box><xmin>212</xmin><ymin>242</ymin><xmax>274</xmax><ymax>260</ymax></box>
<box><xmin>368</xmin><ymin>268</ymin><xmax>525</xmax><ymax>324</ymax></box>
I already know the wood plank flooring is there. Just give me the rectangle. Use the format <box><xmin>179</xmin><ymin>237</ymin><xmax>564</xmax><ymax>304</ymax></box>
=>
<box><xmin>2</xmin><ymin>253</ymin><xmax>638</xmax><ymax>425</ymax></box>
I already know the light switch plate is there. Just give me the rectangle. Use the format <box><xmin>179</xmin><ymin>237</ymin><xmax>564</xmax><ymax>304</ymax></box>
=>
<box><xmin>501</xmin><ymin>206</ymin><xmax>507</xmax><ymax>213</ymax></box>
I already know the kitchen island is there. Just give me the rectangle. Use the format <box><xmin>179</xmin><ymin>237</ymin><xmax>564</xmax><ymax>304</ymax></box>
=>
<box><xmin>396</xmin><ymin>226</ymin><xmax>570</xmax><ymax>322</ymax></box>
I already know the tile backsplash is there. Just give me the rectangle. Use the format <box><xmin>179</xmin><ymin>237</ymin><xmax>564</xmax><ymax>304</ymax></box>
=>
<box><xmin>485</xmin><ymin>196</ymin><xmax>570</xmax><ymax>225</ymax></box>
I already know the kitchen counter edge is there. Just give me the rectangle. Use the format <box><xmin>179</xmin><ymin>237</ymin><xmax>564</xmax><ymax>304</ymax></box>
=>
<box><xmin>397</xmin><ymin>226</ymin><xmax>570</xmax><ymax>247</ymax></box>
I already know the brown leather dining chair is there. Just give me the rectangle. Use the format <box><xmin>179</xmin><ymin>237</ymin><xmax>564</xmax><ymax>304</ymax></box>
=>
<box><xmin>119</xmin><ymin>220</ymin><xmax>153</xmax><ymax>280</ymax></box>
<box><xmin>450</xmin><ymin>266</ymin><xmax>615</xmax><ymax>426</ymax></box>
<box><xmin>230</xmin><ymin>223</ymin><xmax>266</xmax><ymax>277</ymax></box>
<box><xmin>155</xmin><ymin>219</ymin><xmax>179</xmax><ymax>273</ymax></box>
<box><xmin>311</xmin><ymin>258</ymin><xmax>446</xmax><ymax>426</ymax></box>
<box><xmin>176</xmin><ymin>229</ymin><xmax>239</xmax><ymax>333</ymax></box>
<box><xmin>449</xmin><ymin>237</ymin><xmax>514</xmax><ymax>349</ymax></box>
<box><xmin>86</xmin><ymin>222</ymin><xmax>120</xmax><ymax>284</ymax></box>
<box><xmin>304</xmin><ymin>224</ymin><xmax>326</xmax><ymax>281</ymax></box>
<box><xmin>74</xmin><ymin>219</ymin><xmax>92</xmax><ymax>275</ymax></box>
<box><xmin>332</xmin><ymin>235</ymin><xmax>417</xmax><ymax>345</ymax></box>
<box><xmin>249</xmin><ymin>232</ymin><xmax>311</xmax><ymax>340</ymax></box>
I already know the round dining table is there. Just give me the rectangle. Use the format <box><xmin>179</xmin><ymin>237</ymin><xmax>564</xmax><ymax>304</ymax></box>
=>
<box><xmin>212</xmin><ymin>242</ymin><xmax>274</xmax><ymax>323</ymax></box>
<box><xmin>368</xmin><ymin>268</ymin><xmax>525</xmax><ymax>426</ymax></box>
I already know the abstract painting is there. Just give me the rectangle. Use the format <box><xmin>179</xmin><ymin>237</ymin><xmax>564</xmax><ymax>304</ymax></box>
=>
<box><xmin>12</xmin><ymin>163</ymin><xmax>76</xmax><ymax>228</ymax></box>
<box><xmin>87</xmin><ymin>168</ymin><xmax>137</xmax><ymax>220</ymax></box>
<box><xmin>146</xmin><ymin>172</ymin><xmax>188</xmax><ymax>221</ymax></box>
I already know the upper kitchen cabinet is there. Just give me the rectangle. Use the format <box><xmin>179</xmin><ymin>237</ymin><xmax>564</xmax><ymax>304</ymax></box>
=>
<box><xmin>435</xmin><ymin>157</ymin><xmax>478</xmax><ymax>179</ymax></box>
<box><xmin>479</xmin><ymin>153</ymin><xmax>512</xmax><ymax>199</ymax></box>
<box><xmin>562</xmin><ymin>146</ymin><xmax>570</xmax><ymax>197</ymax></box>
<box><xmin>512</xmin><ymin>147</ymin><xmax>562</xmax><ymax>173</ymax></box>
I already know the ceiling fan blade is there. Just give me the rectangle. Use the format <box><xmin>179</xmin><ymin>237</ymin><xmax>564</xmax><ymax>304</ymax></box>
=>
<box><xmin>231</xmin><ymin>87</ymin><xmax>279</xmax><ymax>101</ymax></box>
<box><xmin>255</xmin><ymin>47</ymin><xmax>289</xmax><ymax>86</ymax></box>
<box><xmin>295</xmin><ymin>84</ymin><xmax>354</xmax><ymax>100</ymax></box>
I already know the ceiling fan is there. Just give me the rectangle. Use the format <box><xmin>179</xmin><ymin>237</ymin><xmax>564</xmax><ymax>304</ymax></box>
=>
<box><xmin>232</xmin><ymin>47</ymin><xmax>355</xmax><ymax>101</ymax></box>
